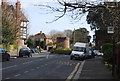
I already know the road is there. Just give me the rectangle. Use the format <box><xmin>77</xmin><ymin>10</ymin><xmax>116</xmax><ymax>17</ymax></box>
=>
<box><xmin>1</xmin><ymin>52</ymin><xmax>84</xmax><ymax>80</ymax></box>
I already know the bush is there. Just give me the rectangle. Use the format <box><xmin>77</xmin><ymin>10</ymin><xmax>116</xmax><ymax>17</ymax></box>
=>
<box><xmin>50</xmin><ymin>48</ymin><xmax>56</xmax><ymax>53</ymax></box>
<box><xmin>50</xmin><ymin>47</ymin><xmax>71</xmax><ymax>55</ymax></box>
<box><xmin>101</xmin><ymin>43</ymin><xmax>113</xmax><ymax>64</ymax></box>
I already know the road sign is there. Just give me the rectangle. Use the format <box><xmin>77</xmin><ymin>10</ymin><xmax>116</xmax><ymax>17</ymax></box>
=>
<box><xmin>107</xmin><ymin>27</ymin><xmax>114</xmax><ymax>34</ymax></box>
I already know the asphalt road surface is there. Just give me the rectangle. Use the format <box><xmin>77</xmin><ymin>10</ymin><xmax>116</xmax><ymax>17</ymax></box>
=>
<box><xmin>1</xmin><ymin>52</ymin><xmax>83</xmax><ymax>80</ymax></box>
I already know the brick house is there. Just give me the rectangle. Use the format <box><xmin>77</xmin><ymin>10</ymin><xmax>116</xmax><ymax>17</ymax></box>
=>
<box><xmin>34</xmin><ymin>31</ymin><xmax>53</xmax><ymax>50</ymax></box>
<box><xmin>34</xmin><ymin>31</ymin><xmax>53</xmax><ymax>45</ymax></box>
<box><xmin>1</xmin><ymin>0</ymin><xmax>29</xmax><ymax>47</ymax></box>
<box><xmin>56</xmin><ymin>37</ymin><xmax>70</xmax><ymax>48</ymax></box>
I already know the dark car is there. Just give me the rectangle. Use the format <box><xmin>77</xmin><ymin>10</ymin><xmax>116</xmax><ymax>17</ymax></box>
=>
<box><xmin>31</xmin><ymin>48</ymin><xmax>40</xmax><ymax>54</ymax></box>
<box><xmin>0</xmin><ymin>48</ymin><xmax>10</xmax><ymax>62</ymax></box>
<box><xmin>19</xmin><ymin>48</ymin><xmax>32</xmax><ymax>57</ymax></box>
<box><xmin>85</xmin><ymin>50</ymin><xmax>95</xmax><ymax>59</ymax></box>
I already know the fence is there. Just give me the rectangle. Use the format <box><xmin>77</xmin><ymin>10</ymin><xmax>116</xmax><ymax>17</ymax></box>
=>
<box><xmin>115</xmin><ymin>42</ymin><xmax>120</xmax><ymax>78</ymax></box>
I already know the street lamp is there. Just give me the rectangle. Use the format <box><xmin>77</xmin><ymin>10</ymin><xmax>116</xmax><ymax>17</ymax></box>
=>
<box><xmin>107</xmin><ymin>27</ymin><xmax>115</xmax><ymax>76</ymax></box>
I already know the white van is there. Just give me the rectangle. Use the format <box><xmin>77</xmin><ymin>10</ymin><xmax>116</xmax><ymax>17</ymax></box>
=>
<box><xmin>70</xmin><ymin>42</ymin><xmax>88</xmax><ymax>61</ymax></box>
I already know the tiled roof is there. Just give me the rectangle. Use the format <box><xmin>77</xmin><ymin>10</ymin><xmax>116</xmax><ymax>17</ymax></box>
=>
<box><xmin>45</xmin><ymin>34</ymin><xmax>51</xmax><ymax>39</ymax></box>
<box><xmin>16</xmin><ymin>10</ymin><xmax>29</xmax><ymax>22</ymax></box>
<box><xmin>35</xmin><ymin>32</ymin><xmax>52</xmax><ymax>39</ymax></box>
<box><xmin>2</xmin><ymin>0</ymin><xmax>29</xmax><ymax>22</ymax></box>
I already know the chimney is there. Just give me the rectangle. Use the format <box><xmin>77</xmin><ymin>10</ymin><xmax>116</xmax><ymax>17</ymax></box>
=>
<box><xmin>40</xmin><ymin>31</ymin><xmax>42</xmax><ymax>34</ymax></box>
<box><xmin>16</xmin><ymin>0</ymin><xmax>21</xmax><ymax>11</ymax></box>
<box><xmin>2</xmin><ymin>0</ymin><xmax>7</xmax><ymax>6</ymax></box>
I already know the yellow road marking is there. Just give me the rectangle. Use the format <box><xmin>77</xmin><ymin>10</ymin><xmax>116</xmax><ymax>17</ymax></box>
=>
<box><xmin>66</xmin><ymin>63</ymin><xmax>80</xmax><ymax>81</ymax></box>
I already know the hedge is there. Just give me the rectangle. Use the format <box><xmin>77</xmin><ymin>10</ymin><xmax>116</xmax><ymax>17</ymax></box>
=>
<box><xmin>50</xmin><ymin>47</ymin><xmax>72</xmax><ymax>55</ymax></box>
<box><xmin>101</xmin><ymin>43</ymin><xmax>113</xmax><ymax>64</ymax></box>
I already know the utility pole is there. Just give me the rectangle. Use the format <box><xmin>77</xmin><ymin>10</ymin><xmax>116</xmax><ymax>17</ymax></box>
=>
<box><xmin>73</xmin><ymin>28</ymin><xmax>76</xmax><ymax>44</ymax></box>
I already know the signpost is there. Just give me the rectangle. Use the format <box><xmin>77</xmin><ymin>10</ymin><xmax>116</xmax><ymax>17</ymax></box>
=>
<box><xmin>107</xmin><ymin>27</ymin><xmax>115</xmax><ymax>76</ymax></box>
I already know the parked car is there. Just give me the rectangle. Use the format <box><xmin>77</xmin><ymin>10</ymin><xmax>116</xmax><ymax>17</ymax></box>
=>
<box><xmin>31</xmin><ymin>49</ymin><xmax>36</xmax><ymax>53</ymax></box>
<box><xmin>70</xmin><ymin>42</ymin><xmax>88</xmax><ymax>61</ymax></box>
<box><xmin>31</xmin><ymin>48</ymin><xmax>41</xmax><ymax>54</ymax></box>
<box><xmin>85</xmin><ymin>49</ymin><xmax>95</xmax><ymax>59</ymax></box>
<box><xmin>0</xmin><ymin>48</ymin><xmax>10</xmax><ymax>62</ymax></box>
<box><xmin>94</xmin><ymin>50</ymin><xmax>103</xmax><ymax>56</ymax></box>
<box><xmin>19</xmin><ymin>48</ymin><xmax>32</xmax><ymax>57</ymax></box>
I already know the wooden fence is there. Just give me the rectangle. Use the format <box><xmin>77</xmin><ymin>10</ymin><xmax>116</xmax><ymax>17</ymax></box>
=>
<box><xmin>115</xmin><ymin>42</ymin><xmax>120</xmax><ymax>78</ymax></box>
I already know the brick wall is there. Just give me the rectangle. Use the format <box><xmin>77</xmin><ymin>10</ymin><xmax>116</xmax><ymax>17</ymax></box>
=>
<box><xmin>56</xmin><ymin>37</ymin><xmax>70</xmax><ymax>48</ymax></box>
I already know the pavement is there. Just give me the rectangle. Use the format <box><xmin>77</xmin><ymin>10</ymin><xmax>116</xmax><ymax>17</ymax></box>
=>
<box><xmin>78</xmin><ymin>56</ymin><xmax>116</xmax><ymax>80</ymax></box>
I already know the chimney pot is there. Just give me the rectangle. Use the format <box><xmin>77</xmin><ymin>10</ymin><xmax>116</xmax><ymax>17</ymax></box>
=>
<box><xmin>16</xmin><ymin>0</ymin><xmax>21</xmax><ymax>10</ymax></box>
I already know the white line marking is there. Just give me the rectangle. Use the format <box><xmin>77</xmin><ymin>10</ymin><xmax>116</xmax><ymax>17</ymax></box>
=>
<box><xmin>0</xmin><ymin>65</ymin><xmax>17</xmax><ymax>70</ymax></box>
<box><xmin>5</xmin><ymin>77</ymin><xmax>11</xmax><ymax>79</ymax></box>
<box><xmin>73</xmin><ymin>60</ymin><xmax>85</xmax><ymax>79</ymax></box>
<box><xmin>14</xmin><ymin>74</ymin><xmax>21</xmax><ymax>77</ymax></box>
<box><xmin>23</xmin><ymin>61</ymin><xmax>33</xmax><ymax>64</ymax></box>
<box><xmin>31</xmin><ymin>69</ymin><xmax>35</xmax><ymax>70</ymax></box>
<box><xmin>24</xmin><ymin>71</ymin><xmax>29</xmax><ymax>73</ymax></box>
<box><xmin>46</xmin><ymin>54</ymin><xmax>49</xmax><ymax>59</ymax></box>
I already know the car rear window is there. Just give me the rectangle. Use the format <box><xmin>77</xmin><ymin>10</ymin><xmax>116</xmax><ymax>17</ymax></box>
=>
<box><xmin>0</xmin><ymin>48</ymin><xmax>6</xmax><ymax>53</ymax></box>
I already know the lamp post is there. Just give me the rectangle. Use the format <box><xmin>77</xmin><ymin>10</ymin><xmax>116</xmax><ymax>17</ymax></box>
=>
<box><xmin>107</xmin><ymin>27</ymin><xmax>115</xmax><ymax>76</ymax></box>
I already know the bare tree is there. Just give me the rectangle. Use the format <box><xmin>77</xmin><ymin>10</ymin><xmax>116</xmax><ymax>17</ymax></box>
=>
<box><xmin>38</xmin><ymin>0</ymin><xmax>119</xmax><ymax>23</ymax></box>
<box><xmin>49</xmin><ymin>30</ymin><xmax>65</xmax><ymax>43</ymax></box>
<box><xmin>39</xmin><ymin>0</ymin><xmax>120</xmax><ymax>43</ymax></box>
<box><xmin>63</xmin><ymin>29</ymin><xmax>73</xmax><ymax>38</ymax></box>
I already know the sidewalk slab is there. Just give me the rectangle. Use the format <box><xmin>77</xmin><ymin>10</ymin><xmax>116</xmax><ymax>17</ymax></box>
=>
<box><xmin>79</xmin><ymin>57</ymin><xmax>114</xmax><ymax>79</ymax></box>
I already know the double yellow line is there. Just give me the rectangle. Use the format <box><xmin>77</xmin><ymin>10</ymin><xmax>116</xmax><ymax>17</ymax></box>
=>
<box><xmin>66</xmin><ymin>63</ymin><xmax>80</xmax><ymax>81</ymax></box>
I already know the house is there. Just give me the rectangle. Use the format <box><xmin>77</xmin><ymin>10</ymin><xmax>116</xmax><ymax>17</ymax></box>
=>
<box><xmin>1</xmin><ymin>0</ymin><xmax>29</xmax><ymax>47</ymax></box>
<box><xmin>34</xmin><ymin>31</ymin><xmax>53</xmax><ymax>45</ymax></box>
<box><xmin>34</xmin><ymin>31</ymin><xmax>53</xmax><ymax>50</ymax></box>
<box><xmin>56</xmin><ymin>37</ymin><xmax>70</xmax><ymax>48</ymax></box>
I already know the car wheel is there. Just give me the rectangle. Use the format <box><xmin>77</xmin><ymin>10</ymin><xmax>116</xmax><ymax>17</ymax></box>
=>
<box><xmin>28</xmin><ymin>55</ymin><xmax>30</xmax><ymax>57</ymax></box>
<box><xmin>2</xmin><ymin>59</ymin><xmax>5</xmax><ymax>62</ymax></box>
<box><xmin>19</xmin><ymin>55</ymin><xmax>23</xmax><ymax>57</ymax></box>
<box><xmin>80</xmin><ymin>58</ymin><xmax>84</xmax><ymax>61</ymax></box>
<box><xmin>70</xmin><ymin>56</ymin><xmax>73</xmax><ymax>60</ymax></box>
<box><xmin>6</xmin><ymin>57</ymin><xmax>10</xmax><ymax>61</ymax></box>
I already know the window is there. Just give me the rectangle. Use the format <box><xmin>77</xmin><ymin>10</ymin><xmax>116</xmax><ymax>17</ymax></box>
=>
<box><xmin>73</xmin><ymin>47</ymin><xmax>85</xmax><ymax>52</ymax></box>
